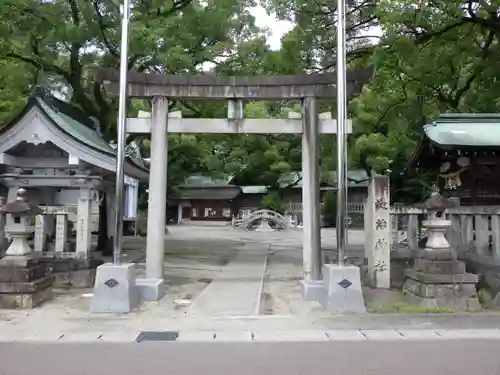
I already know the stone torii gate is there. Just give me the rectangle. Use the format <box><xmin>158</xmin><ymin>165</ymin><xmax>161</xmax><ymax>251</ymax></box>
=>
<box><xmin>97</xmin><ymin>68</ymin><xmax>371</xmax><ymax>302</ymax></box>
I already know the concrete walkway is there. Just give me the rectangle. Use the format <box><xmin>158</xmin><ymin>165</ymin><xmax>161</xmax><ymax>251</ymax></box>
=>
<box><xmin>188</xmin><ymin>244</ymin><xmax>268</xmax><ymax>316</ymax></box>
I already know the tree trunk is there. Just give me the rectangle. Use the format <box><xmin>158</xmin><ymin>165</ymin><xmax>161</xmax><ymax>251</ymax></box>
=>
<box><xmin>96</xmin><ymin>192</ymin><xmax>112</xmax><ymax>257</ymax></box>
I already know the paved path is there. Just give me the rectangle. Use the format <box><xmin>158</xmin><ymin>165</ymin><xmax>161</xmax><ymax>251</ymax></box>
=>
<box><xmin>2</xmin><ymin>340</ymin><xmax>500</xmax><ymax>375</ymax></box>
<box><xmin>188</xmin><ymin>244</ymin><xmax>268</xmax><ymax>316</ymax></box>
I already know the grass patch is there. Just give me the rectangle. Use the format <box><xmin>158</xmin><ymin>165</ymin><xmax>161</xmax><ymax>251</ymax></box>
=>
<box><xmin>367</xmin><ymin>303</ymin><xmax>456</xmax><ymax>314</ymax></box>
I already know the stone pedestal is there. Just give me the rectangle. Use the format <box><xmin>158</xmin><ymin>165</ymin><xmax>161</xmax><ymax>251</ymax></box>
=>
<box><xmin>404</xmin><ymin>265</ymin><xmax>479</xmax><ymax>309</ymax></box>
<box><xmin>320</xmin><ymin>264</ymin><xmax>366</xmax><ymax>313</ymax></box>
<box><xmin>300</xmin><ymin>263</ymin><xmax>366</xmax><ymax>313</ymax></box>
<box><xmin>403</xmin><ymin>216</ymin><xmax>480</xmax><ymax>310</ymax></box>
<box><xmin>0</xmin><ymin>189</ymin><xmax>53</xmax><ymax>309</ymax></box>
<box><xmin>0</xmin><ymin>256</ymin><xmax>54</xmax><ymax>309</ymax></box>
<box><xmin>90</xmin><ymin>263</ymin><xmax>139</xmax><ymax>313</ymax></box>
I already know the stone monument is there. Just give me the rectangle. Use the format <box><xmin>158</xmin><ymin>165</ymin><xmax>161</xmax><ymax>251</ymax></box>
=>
<box><xmin>0</xmin><ymin>188</ymin><xmax>54</xmax><ymax>308</ymax></box>
<box><xmin>403</xmin><ymin>186</ymin><xmax>480</xmax><ymax>309</ymax></box>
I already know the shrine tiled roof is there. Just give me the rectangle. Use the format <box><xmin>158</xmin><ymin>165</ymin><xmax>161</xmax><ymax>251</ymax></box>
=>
<box><xmin>37</xmin><ymin>98</ymin><xmax>116</xmax><ymax>156</ymax></box>
<box><xmin>175</xmin><ymin>186</ymin><xmax>242</xmax><ymax>200</ymax></box>
<box><xmin>424</xmin><ymin>113</ymin><xmax>500</xmax><ymax>148</ymax></box>
<box><xmin>0</xmin><ymin>88</ymin><xmax>148</xmax><ymax>178</ymax></box>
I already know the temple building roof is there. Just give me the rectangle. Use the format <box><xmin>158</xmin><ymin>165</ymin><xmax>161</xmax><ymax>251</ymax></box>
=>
<box><xmin>423</xmin><ymin>114</ymin><xmax>500</xmax><ymax>149</ymax></box>
<box><xmin>408</xmin><ymin>113</ymin><xmax>500</xmax><ymax>170</ymax></box>
<box><xmin>172</xmin><ymin>170</ymin><xmax>370</xmax><ymax>201</ymax></box>
<box><xmin>0</xmin><ymin>88</ymin><xmax>148</xmax><ymax>181</ymax></box>
<box><xmin>176</xmin><ymin>186</ymin><xmax>242</xmax><ymax>200</ymax></box>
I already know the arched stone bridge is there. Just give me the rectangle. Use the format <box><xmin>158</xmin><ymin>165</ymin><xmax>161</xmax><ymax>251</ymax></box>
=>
<box><xmin>237</xmin><ymin>210</ymin><xmax>290</xmax><ymax>231</ymax></box>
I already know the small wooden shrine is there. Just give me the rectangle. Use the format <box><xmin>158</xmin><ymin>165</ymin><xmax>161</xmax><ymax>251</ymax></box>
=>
<box><xmin>408</xmin><ymin>113</ymin><xmax>500</xmax><ymax>205</ymax></box>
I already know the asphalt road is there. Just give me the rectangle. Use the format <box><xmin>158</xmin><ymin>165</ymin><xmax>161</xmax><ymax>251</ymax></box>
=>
<box><xmin>1</xmin><ymin>340</ymin><xmax>500</xmax><ymax>375</ymax></box>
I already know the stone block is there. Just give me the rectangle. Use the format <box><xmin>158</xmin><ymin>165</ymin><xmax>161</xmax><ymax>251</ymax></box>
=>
<box><xmin>299</xmin><ymin>279</ymin><xmax>324</xmax><ymax>302</ymax></box>
<box><xmin>321</xmin><ymin>264</ymin><xmax>366</xmax><ymax>313</ymax></box>
<box><xmin>413</xmin><ymin>259</ymin><xmax>466</xmax><ymax>274</ymax></box>
<box><xmin>421</xmin><ymin>249</ymin><xmax>457</xmax><ymax>261</ymax></box>
<box><xmin>136</xmin><ymin>278</ymin><xmax>164</xmax><ymax>301</ymax></box>
<box><xmin>90</xmin><ymin>263</ymin><xmax>139</xmax><ymax>313</ymax></box>
<box><xmin>53</xmin><ymin>269</ymin><xmax>97</xmax><ymax>288</ymax></box>
<box><xmin>38</xmin><ymin>257</ymin><xmax>102</xmax><ymax>288</ymax></box>
<box><xmin>0</xmin><ymin>255</ymin><xmax>41</xmax><ymax>268</ymax></box>
<box><xmin>404</xmin><ymin>277</ymin><xmax>477</xmax><ymax>299</ymax></box>
<box><xmin>405</xmin><ymin>269</ymin><xmax>478</xmax><ymax>284</ymax></box>
<box><xmin>0</xmin><ymin>264</ymin><xmax>47</xmax><ymax>283</ymax></box>
<box><xmin>0</xmin><ymin>287</ymin><xmax>52</xmax><ymax>309</ymax></box>
<box><xmin>39</xmin><ymin>257</ymin><xmax>103</xmax><ymax>273</ymax></box>
<box><xmin>0</xmin><ymin>275</ymin><xmax>54</xmax><ymax>294</ymax></box>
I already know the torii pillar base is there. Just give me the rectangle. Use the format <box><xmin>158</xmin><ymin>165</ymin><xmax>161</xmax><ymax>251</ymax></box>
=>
<box><xmin>90</xmin><ymin>263</ymin><xmax>139</xmax><ymax>313</ymax></box>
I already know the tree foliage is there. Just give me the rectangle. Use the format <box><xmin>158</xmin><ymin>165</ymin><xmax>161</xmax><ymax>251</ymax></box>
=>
<box><xmin>1</xmin><ymin>0</ymin><xmax>500</xmax><ymax>207</ymax></box>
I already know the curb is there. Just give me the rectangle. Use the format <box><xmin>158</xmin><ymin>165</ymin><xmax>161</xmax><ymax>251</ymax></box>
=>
<box><xmin>2</xmin><ymin>329</ymin><xmax>500</xmax><ymax>343</ymax></box>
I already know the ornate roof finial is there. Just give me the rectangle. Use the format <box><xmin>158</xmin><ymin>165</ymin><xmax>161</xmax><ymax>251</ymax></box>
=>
<box><xmin>16</xmin><ymin>188</ymin><xmax>27</xmax><ymax>202</ymax></box>
<box><xmin>430</xmin><ymin>184</ymin><xmax>440</xmax><ymax>196</ymax></box>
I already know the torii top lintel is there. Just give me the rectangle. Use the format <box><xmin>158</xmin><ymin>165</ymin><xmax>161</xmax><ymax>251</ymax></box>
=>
<box><xmin>97</xmin><ymin>68</ymin><xmax>373</xmax><ymax>100</ymax></box>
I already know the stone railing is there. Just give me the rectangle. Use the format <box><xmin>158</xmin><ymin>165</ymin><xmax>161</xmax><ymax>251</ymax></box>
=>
<box><xmin>285</xmin><ymin>201</ymin><xmax>365</xmax><ymax>228</ymax></box>
<box><xmin>390</xmin><ymin>205</ymin><xmax>500</xmax><ymax>260</ymax></box>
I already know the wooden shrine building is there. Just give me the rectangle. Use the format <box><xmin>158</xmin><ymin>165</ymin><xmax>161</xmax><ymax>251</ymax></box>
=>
<box><xmin>408</xmin><ymin>113</ymin><xmax>500</xmax><ymax>205</ymax></box>
<box><xmin>0</xmin><ymin>87</ymin><xmax>148</xmax><ymax>263</ymax></box>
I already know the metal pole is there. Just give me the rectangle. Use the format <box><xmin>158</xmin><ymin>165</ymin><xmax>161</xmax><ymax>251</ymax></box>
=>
<box><xmin>336</xmin><ymin>0</ymin><xmax>347</xmax><ymax>267</ymax></box>
<box><xmin>113</xmin><ymin>0</ymin><xmax>131</xmax><ymax>265</ymax></box>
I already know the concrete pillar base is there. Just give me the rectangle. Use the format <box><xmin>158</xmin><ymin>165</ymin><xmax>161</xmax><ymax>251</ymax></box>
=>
<box><xmin>320</xmin><ymin>264</ymin><xmax>366</xmax><ymax>313</ymax></box>
<box><xmin>136</xmin><ymin>278</ymin><xmax>165</xmax><ymax>301</ymax></box>
<box><xmin>90</xmin><ymin>263</ymin><xmax>139</xmax><ymax>313</ymax></box>
<box><xmin>299</xmin><ymin>279</ymin><xmax>324</xmax><ymax>301</ymax></box>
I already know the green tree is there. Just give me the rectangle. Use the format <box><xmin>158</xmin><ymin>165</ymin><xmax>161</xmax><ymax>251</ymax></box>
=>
<box><xmin>0</xmin><ymin>60</ymin><xmax>36</xmax><ymax>123</ymax></box>
<box><xmin>348</xmin><ymin>0</ymin><xmax>500</xmax><ymax>201</ymax></box>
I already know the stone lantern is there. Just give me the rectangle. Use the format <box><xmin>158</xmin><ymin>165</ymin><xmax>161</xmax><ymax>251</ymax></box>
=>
<box><xmin>418</xmin><ymin>185</ymin><xmax>459</xmax><ymax>261</ymax></box>
<box><xmin>0</xmin><ymin>188</ymin><xmax>53</xmax><ymax>309</ymax></box>
<box><xmin>1</xmin><ymin>188</ymin><xmax>42</xmax><ymax>256</ymax></box>
<box><xmin>403</xmin><ymin>186</ymin><xmax>479</xmax><ymax>310</ymax></box>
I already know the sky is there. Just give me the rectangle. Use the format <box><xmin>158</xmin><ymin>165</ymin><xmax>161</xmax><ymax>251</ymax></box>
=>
<box><xmin>250</xmin><ymin>6</ymin><xmax>383</xmax><ymax>50</ymax></box>
<box><xmin>250</xmin><ymin>6</ymin><xmax>294</xmax><ymax>50</ymax></box>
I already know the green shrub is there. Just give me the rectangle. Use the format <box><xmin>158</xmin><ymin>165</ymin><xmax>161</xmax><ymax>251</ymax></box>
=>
<box><xmin>261</xmin><ymin>191</ymin><xmax>285</xmax><ymax>213</ymax></box>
